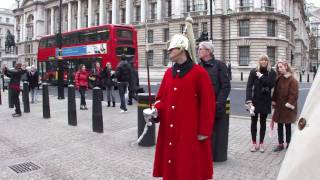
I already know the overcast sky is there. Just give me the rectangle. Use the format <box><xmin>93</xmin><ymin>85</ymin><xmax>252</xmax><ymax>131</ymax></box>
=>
<box><xmin>0</xmin><ymin>0</ymin><xmax>319</xmax><ymax>11</ymax></box>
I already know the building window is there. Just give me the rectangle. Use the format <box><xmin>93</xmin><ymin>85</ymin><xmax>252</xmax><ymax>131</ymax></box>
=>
<box><xmin>267</xmin><ymin>20</ymin><xmax>276</xmax><ymax>37</ymax></box>
<box><xmin>163</xmin><ymin>50</ymin><xmax>169</xmax><ymax>66</ymax></box>
<box><xmin>0</xmin><ymin>38</ymin><xmax>2</xmax><ymax>48</ymax></box>
<box><xmin>202</xmin><ymin>22</ymin><xmax>208</xmax><ymax>32</ymax></box>
<box><xmin>263</xmin><ymin>0</ymin><xmax>274</xmax><ymax>11</ymax></box>
<box><xmin>0</xmin><ymin>17</ymin><xmax>2</xmax><ymax>22</ymax></box>
<box><xmin>239</xmin><ymin>19</ymin><xmax>250</xmax><ymax>36</ymax></box>
<box><xmin>146</xmin><ymin>50</ymin><xmax>154</xmax><ymax>66</ymax></box>
<box><xmin>26</xmin><ymin>15</ymin><xmax>34</xmax><ymax>40</ymax></box>
<box><xmin>6</xmin><ymin>18</ymin><xmax>9</xmax><ymax>23</ymax></box>
<box><xmin>148</xmin><ymin>30</ymin><xmax>153</xmax><ymax>43</ymax></box>
<box><xmin>108</xmin><ymin>11</ymin><xmax>112</xmax><ymax>24</ymax></box>
<box><xmin>193</xmin><ymin>23</ymin><xmax>199</xmax><ymax>39</ymax></box>
<box><xmin>239</xmin><ymin>0</ymin><xmax>252</xmax><ymax>11</ymax></box>
<box><xmin>120</xmin><ymin>8</ymin><xmax>126</xmax><ymax>24</ymax></box>
<box><xmin>180</xmin><ymin>24</ymin><xmax>185</xmax><ymax>33</ymax></box>
<box><xmin>163</xmin><ymin>28</ymin><xmax>169</xmax><ymax>42</ymax></box>
<box><xmin>267</xmin><ymin>47</ymin><xmax>276</xmax><ymax>66</ymax></box>
<box><xmin>135</xmin><ymin>6</ymin><xmax>141</xmax><ymax>22</ymax></box>
<box><xmin>187</xmin><ymin>0</ymin><xmax>206</xmax><ymax>12</ymax></box>
<box><xmin>150</xmin><ymin>3</ymin><xmax>156</xmax><ymax>20</ymax></box>
<box><xmin>165</xmin><ymin>0</ymin><xmax>172</xmax><ymax>17</ymax></box>
<box><xmin>0</xmin><ymin>52</ymin><xmax>1</xmax><ymax>57</ymax></box>
<box><xmin>0</xmin><ymin>28</ymin><xmax>2</xmax><ymax>34</ymax></box>
<box><xmin>239</xmin><ymin>46</ymin><xmax>250</xmax><ymax>66</ymax></box>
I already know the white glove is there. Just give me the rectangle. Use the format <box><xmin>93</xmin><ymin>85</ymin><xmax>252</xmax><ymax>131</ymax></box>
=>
<box><xmin>197</xmin><ymin>135</ymin><xmax>208</xmax><ymax>141</ymax></box>
<box><xmin>245</xmin><ymin>103</ymin><xmax>255</xmax><ymax>116</ymax></box>
<box><xmin>256</xmin><ymin>72</ymin><xmax>263</xmax><ymax>78</ymax></box>
<box><xmin>143</xmin><ymin>108</ymin><xmax>158</xmax><ymax>125</ymax></box>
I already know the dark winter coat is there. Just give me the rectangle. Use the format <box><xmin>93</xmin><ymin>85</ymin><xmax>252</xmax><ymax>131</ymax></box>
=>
<box><xmin>246</xmin><ymin>68</ymin><xmax>276</xmax><ymax>114</ymax></box>
<box><xmin>199</xmin><ymin>58</ymin><xmax>231</xmax><ymax>117</ymax></box>
<box><xmin>153</xmin><ymin>59</ymin><xmax>215</xmax><ymax>180</ymax></box>
<box><xmin>272</xmin><ymin>73</ymin><xmax>299</xmax><ymax>123</ymax></box>
<box><xmin>115</xmin><ymin>60</ymin><xmax>132</xmax><ymax>83</ymax></box>
<box><xmin>101</xmin><ymin>67</ymin><xmax>115</xmax><ymax>87</ymax></box>
<box><xmin>3</xmin><ymin>67</ymin><xmax>26</xmax><ymax>91</ymax></box>
<box><xmin>27</xmin><ymin>71</ymin><xmax>39</xmax><ymax>89</ymax></box>
<box><xmin>90</xmin><ymin>67</ymin><xmax>103</xmax><ymax>88</ymax></box>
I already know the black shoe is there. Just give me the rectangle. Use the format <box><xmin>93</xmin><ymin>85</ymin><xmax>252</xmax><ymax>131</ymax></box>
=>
<box><xmin>112</xmin><ymin>102</ymin><xmax>116</xmax><ymax>107</ymax></box>
<box><xmin>286</xmin><ymin>143</ymin><xmax>290</xmax><ymax>149</ymax></box>
<box><xmin>12</xmin><ymin>113</ymin><xmax>22</xmax><ymax>117</ymax></box>
<box><xmin>127</xmin><ymin>101</ymin><xmax>133</xmax><ymax>105</ymax></box>
<box><xmin>84</xmin><ymin>106</ymin><xmax>88</xmax><ymax>110</ymax></box>
<box><xmin>107</xmin><ymin>101</ymin><xmax>111</xmax><ymax>107</ymax></box>
<box><xmin>273</xmin><ymin>144</ymin><xmax>284</xmax><ymax>152</ymax></box>
<box><xmin>80</xmin><ymin>105</ymin><xmax>84</xmax><ymax>110</ymax></box>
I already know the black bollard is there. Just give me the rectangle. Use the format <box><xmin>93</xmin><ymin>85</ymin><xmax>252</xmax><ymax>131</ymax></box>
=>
<box><xmin>22</xmin><ymin>81</ymin><xmax>30</xmax><ymax>113</ymax></box>
<box><xmin>8</xmin><ymin>88</ymin><xmax>13</xmax><ymax>108</ymax></box>
<box><xmin>240</xmin><ymin>72</ymin><xmax>243</xmax><ymax>81</ymax></box>
<box><xmin>307</xmin><ymin>74</ymin><xmax>310</xmax><ymax>83</ymax></box>
<box><xmin>42</xmin><ymin>83</ymin><xmax>50</xmax><ymax>118</ymax></box>
<box><xmin>299</xmin><ymin>73</ymin><xmax>302</xmax><ymax>82</ymax></box>
<box><xmin>137</xmin><ymin>93</ymin><xmax>156</xmax><ymax>147</ymax></box>
<box><xmin>92</xmin><ymin>87</ymin><xmax>103</xmax><ymax>133</ymax></box>
<box><xmin>313</xmin><ymin>72</ymin><xmax>316</xmax><ymax>80</ymax></box>
<box><xmin>212</xmin><ymin>98</ymin><xmax>230</xmax><ymax>162</ymax></box>
<box><xmin>0</xmin><ymin>86</ymin><xmax>2</xmax><ymax>105</ymax></box>
<box><xmin>68</xmin><ymin>85</ymin><xmax>77</xmax><ymax>126</ymax></box>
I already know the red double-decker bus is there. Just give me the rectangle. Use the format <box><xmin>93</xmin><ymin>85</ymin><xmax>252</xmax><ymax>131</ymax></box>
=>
<box><xmin>37</xmin><ymin>24</ymin><xmax>138</xmax><ymax>85</ymax></box>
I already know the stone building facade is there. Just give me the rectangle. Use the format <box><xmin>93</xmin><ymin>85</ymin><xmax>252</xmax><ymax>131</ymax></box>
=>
<box><xmin>13</xmin><ymin>0</ymin><xmax>310</xmax><ymax>78</ymax></box>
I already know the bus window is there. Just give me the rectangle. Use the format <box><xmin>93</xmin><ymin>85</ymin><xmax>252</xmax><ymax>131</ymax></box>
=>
<box><xmin>47</xmin><ymin>37</ymin><xmax>56</xmax><ymax>47</ymax></box>
<box><xmin>96</xmin><ymin>28</ymin><xmax>109</xmax><ymax>41</ymax></box>
<box><xmin>80</xmin><ymin>30</ymin><xmax>97</xmax><ymax>43</ymax></box>
<box><xmin>116</xmin><ymin>47</ymin><xmax>135</xmax><ymax>56</ymax></box>
<box><xmin>116</xmin><ymin>29</ymin><xmax>133</xmax><ymax>39</ymax></box>
<box><xmin>39</xmin><ymin>39</ymin><xmax>48</xmax><ymax>48</ymax></box>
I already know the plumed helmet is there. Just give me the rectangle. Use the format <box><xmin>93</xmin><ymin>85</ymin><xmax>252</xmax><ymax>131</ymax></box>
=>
<box><xmin>168</xmin><ymin>34</ymin><xmax>189</xmax><ymax>52</ymax></box>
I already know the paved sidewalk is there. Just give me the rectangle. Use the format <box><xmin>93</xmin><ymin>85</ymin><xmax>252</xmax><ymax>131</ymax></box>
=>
<box><xmin>0</xmin><ymin>90</ymin><xmax>287</xmax><ymax>180</ymax></box>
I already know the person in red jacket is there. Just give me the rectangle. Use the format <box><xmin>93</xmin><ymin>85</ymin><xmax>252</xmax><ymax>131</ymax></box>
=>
<box><xmin>75</xmin><ymin>64</ymin><xmax>89</xmax><ymax>110</ymax></box>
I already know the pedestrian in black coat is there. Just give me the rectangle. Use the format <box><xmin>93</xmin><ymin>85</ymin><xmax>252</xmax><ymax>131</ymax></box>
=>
<box><xmin>2</xmin><ymin>63</ymin><xmax>27</xmax><ymax>117</ymax></box>
<box><xmin>27</xmin><ymin>65</ymin><xmax>39</xmax><ymax>103</ymax></box>
<box><xmin>198</xmin><ymin>41</ymin><xmax>231</xmax><ymax>162</ymax></box>
<box><xmin>246</xmin><ymin>54</ymin><xmax>276</xmax><ymax>152</ymax></box>
<box><xmin>101</xmin><ymin>62</ymin><xmax>116</xmax><ymax>107</ymax></box>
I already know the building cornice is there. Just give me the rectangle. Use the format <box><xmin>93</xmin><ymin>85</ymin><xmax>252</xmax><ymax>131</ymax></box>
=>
<box><xmin>0</xmin><ymin>23</ymin><xmax>14</xmax><ymax>27</ymax></box>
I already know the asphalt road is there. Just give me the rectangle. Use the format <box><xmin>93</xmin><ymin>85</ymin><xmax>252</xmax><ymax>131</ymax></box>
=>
<box><xmin>18</xmin><ymin>81</ymin><xmax>311</xmax><ymax>118</ymax></box>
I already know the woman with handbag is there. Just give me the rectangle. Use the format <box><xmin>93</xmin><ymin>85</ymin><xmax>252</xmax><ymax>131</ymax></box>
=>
<box><xmin>75</xmin><ymin>64</ymin><xmax>89</xmax><ymax>110</ymax></box>
<box><xmin>246</xmin><ymin>54</ymin><xmax>276</xmax><ymax>152</ymax></box>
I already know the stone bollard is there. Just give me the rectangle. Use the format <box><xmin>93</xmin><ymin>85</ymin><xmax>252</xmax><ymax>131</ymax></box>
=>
<box><xmin>241</xmin><ymin>72</ymin><xmax>243</xmax><ymax>81</ymax></box>
<box><xmin>137</xmin><ymin>93</ymin><xmax>156</xmax><ymax>147</ymax></box>
<box><xmin>307</xmin><ymin>74</ymin><xmax>310</xmax><ymax>83</ymax></box>
<box><xmin>92</xmin><ymin>87</ymin><xmax>103</xmax><ymax>133</ymax></box>
<box><xmin>42</xmin><ymin>83</ymin><xmax>50</xmax><ymax>118</ymax></box>
<box><xmin>68</xmin><ymin>84</ymin><xmax>77</xmax><ymax>126</ymax></box>
<box><xmin>212</xmin><ymin>98</ymin><xmax>230</xmax><ymax>162</ymax></box>
<box><xmin>22</xmin><ymin>81</ymin><xmax>30</xmax><ymax>113</ymax></box>
<box><xmin>8</xmin><ymin>88</ymin><xmax>13</xmax><ymax>108</ymax></box>
<box><xmin>299</xmin><ymin>73</ymin><xmax>302</xmax><ymax>82</ymax></box>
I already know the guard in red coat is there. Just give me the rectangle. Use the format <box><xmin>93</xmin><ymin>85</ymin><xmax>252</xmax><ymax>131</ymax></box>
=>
<box><xmin>144</xmin><ymin>34</ymin><xmax>216</xmax><ymax>180</ymax></box>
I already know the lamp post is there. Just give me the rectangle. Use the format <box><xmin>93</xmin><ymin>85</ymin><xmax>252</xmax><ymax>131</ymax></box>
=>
<box><xmin>57</xmin><ymin>0</ymin><xmax>64</xmax><ymax>99</ymax></box>
<box><xmin>15</xmin><ymin>0</ymin><xmax>20</xmax><ymax>8</ymax></box>
<box><xmin>227</xmin><ymin>8</ymin><xmax>232</xmax><ymax>80</ymax></box>
<box><xmin>209</xmin><ymin>0</ymin><xmax>213</xmax><ymax>41</ymax></box>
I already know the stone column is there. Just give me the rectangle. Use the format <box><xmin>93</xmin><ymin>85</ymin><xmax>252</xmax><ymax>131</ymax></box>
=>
<box><xmin>77</xmin><ymin>0</ymin><xmax>82</xmax><ymax>28</ymax></box>
<box><xmin>99</xmin><ymin>0</ymin><xmax>105</xmax><ymax>25</ymax></box>
<box><xmin>68</xmin><ymin>3</ymin><xmax>72</xmax><ymax>31</ymax></box>
<box><xmin>51</xmin><ymin>8</ymin><xmax>54</xmax><ymax>35</ymax></box>
<box><xmin>125</xmin><ymin>0</ymin><xmax>132</xmax><ymax>24</ymax></box>
<box><xmin>88</xmin><ymin>0</ymin><xmax>92</xmax><ymax>27</ymax></box>
<box><xmin>112</xmin><ymin>0</ymin><xmax>118</xmax><ymax>24</ymax></box>
<box><xmin>33</xmin><ymin>11</ymin><xmax>37</xmax><ymax>39</ymax></box>
<box><xmin>141</xmin><ymin>0</ymin><xmax>146</xmax><ymax>22</ymax></box>
<box><xmin>156</xmin><ymin>0</ymin><xmax>162</xmax><ymax>21</ymax></box>
<box><xmin>172</xmin><ymin>0</ymin><xmax>182</xmax><ymax>18</ymax></box>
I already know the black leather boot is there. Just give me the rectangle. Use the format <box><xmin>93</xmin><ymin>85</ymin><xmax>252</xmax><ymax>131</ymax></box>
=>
<box><xmin>112</xmin><ymin>102</ymin><xmax>116</xmax><ymax>107</ymax></box>
<box><xmin>107</xmin><ymin>101</ymin><xmax>111</xmax><ymax>107</ymax></box>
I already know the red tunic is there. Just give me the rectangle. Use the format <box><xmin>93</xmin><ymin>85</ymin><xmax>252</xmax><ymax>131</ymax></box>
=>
<box><xmin>153</xmin><ymin>65</ymin><xmax>216</xmax><ymax>180</ymax></box>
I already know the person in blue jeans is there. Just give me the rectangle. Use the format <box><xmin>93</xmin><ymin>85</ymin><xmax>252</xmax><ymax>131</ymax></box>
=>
<box><xmin>115</xmin><ymin>54</ymin><xmax>132</xmax><ymax>113</ymax></box>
